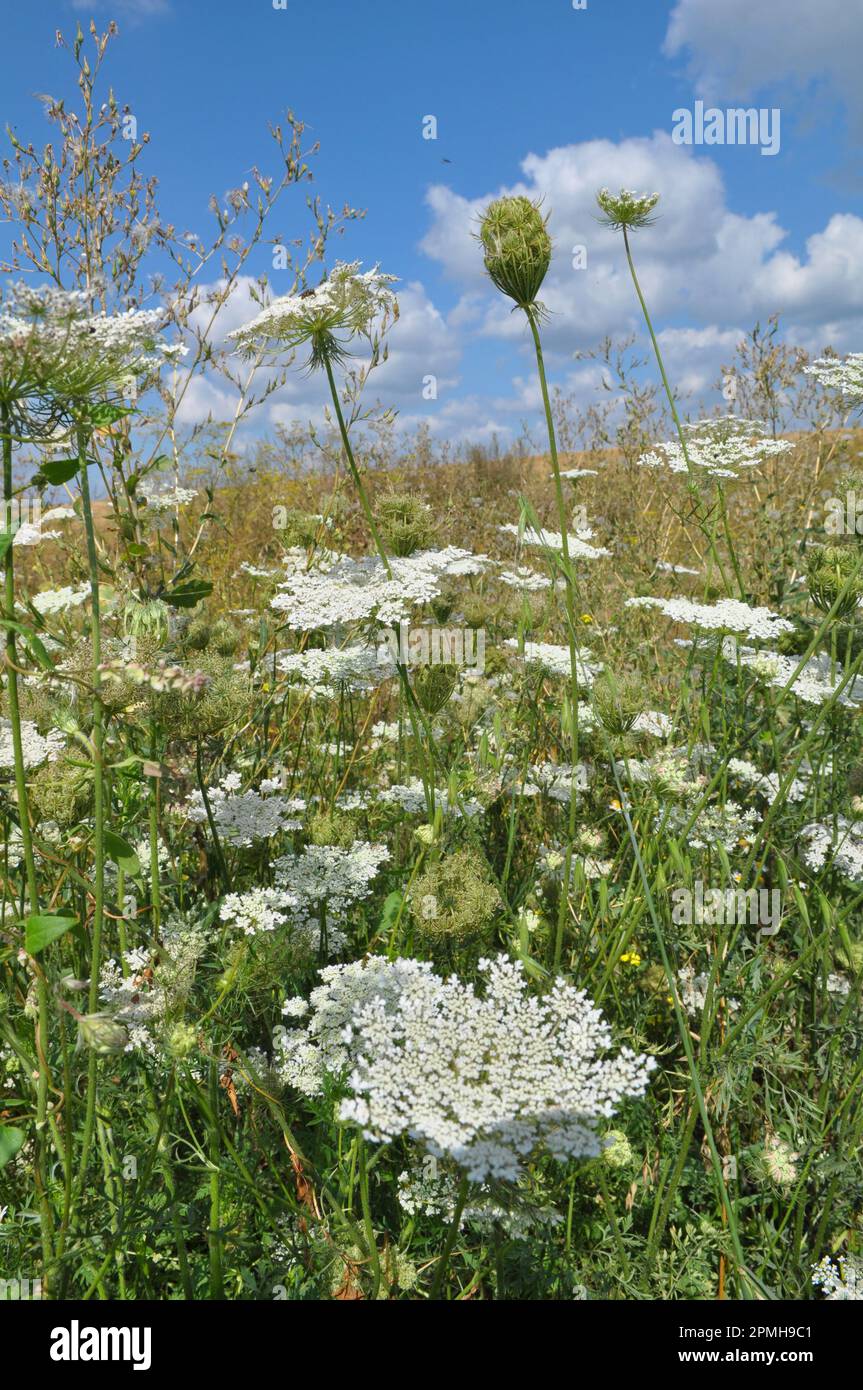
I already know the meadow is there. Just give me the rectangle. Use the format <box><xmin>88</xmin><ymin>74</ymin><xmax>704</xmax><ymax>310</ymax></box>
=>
<box><xmin>1</xmin><ymin>24</ymin><xmax>862</xmax><ymax>1303</ymax></box>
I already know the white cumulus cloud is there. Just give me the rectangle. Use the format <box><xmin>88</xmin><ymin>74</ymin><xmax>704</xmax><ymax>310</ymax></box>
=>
<box><xmin>665</xmin><ymin>0</ymin><xmax>863</xmax><ymax>134</ymax></box>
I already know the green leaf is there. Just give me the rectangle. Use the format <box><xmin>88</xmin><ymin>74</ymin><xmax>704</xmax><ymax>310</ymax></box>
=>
<box><xmin>378</xmin><ymin>890</ymin><xmax>404</xmax><ymax>935</ymax></box>
<box><xmin>0</xmin><ymin>530</ymin><xmax>14</xmax><ymax>562</ymax></box>
<box><xmin>0</xmin><ymin>619</ymin><xmax>57</xmax><ymax>672</ymax></box>
<box><xmin>89</xmin><ymin>401</ymin><xmax>137</xmax><ymax>428</ymax></box>
<box><xmin>37</xmin><ymin>458</ymin><xmax>82</xmax><ymax>486</ymax></box>
<box><xmin>164</xmin><ymin>578</ymin><xmax>213</xmax><ymax>609</ymax></box>
<box><xmin>25</xmin><ymin>913</ymin><xmax>77</xmax><ymax>955</ymax></box>
<box><xmin>22</xmin><ymin>630</ymin><xmax>54</xmax><ymax>671</ymax></box>
<box><xmin>104</xmin><ymin>830</ymin><xmax>141</xmax><ymax>876</ymax></box>
<box><xmin>0</xmin><ymin>1126</ymin><xmax>25</xmax><ymax>1169</ymax></box>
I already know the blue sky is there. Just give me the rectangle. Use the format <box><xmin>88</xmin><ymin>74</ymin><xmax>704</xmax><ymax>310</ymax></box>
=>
<box><xmin>4</xmin><ymin>0</ymin><xmax>863</xmax><ymax>448</ymax></box>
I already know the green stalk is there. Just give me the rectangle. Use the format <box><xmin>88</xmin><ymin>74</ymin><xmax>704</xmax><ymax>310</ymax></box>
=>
<box><xmin>358</xmin><ymin>1140</ymin><xmax>382</xmax><ymax>1300</ymax></box>
<box><xmin>621</xmin><ymin>226</ymin><xmax>735</xmax><ymax>595</ymax></box>
<box><xmin>607</xmin><ymin>756</ymin><xmax>750</xmax><ymax>1292</ymax></box>
<box><xmin>323</xmin><ymin>355</ymin><xmax>392</xmax><ymax>574</ymax></box>
<box><xmin>148</xmin><ymin>715</ymin><xmax>162</xmax><ymax>935</ymax></box>
<box><xmin>196</xmin><ymin>738</ymin><xmax>230</xmax><ymax>893</ymax></box>
<box><xmin>430</xmin><ymin>1174</ymin><xmax>469</xmax><ymax>1299</ymax></box>
<box><xmin>526</xmin><ymin>309</ymin><xmax>581</xmax><ymax>968</ymax></box>
<box><xmin>208</xmin><ymin>1059</ymin><xmax>225</xmax><ymax>1299</ymax></box>
<box><xmin>322</xmin><ymin>351</ymin><xmax>437</xmax><ymax>818</ymax></box>
<box><xmin>622</xmin><ymin>227</ymin><xmax>692</xmax><ymax>474</ymax></box>
<box><xmin>1</xmin><ymin>399</ymin><xmax>54</xmax><ymax>1288</ymax></box>
<box><xmin>76</xmin><ymin>425</ymin><xmax>106</xmax><ymax>1189</ymax></box>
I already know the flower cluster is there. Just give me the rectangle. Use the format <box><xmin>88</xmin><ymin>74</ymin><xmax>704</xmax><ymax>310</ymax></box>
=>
<box><xmin>505</xmin><ymin>638</ymin><xmax>602</xmax><ymax>685</ymax></box>
<box><xmin>0</xmin><ymin>718</ymin><xmax>64</xmax><ymax>770</ymax></box>
<box><xmin>271</xmin><ymin>548</ymin><xmax>485</xmax><ymax>630</ymax></box>
<box><xmin>139</xmin><ymin>484</ymin><xmax>198</xmax><ymax>514</ymax></box>
<box><xmin>721</xmin><ymin>637</ymin><xmax>863</xmax><ymax>707</ymax></box>
<box><xmin>29</xmin><ymin>582</ymin><xmax>90</xmax><ymax>616</ymax></box>
<box><xmin>595</xmin><ymin>188</ymin><xmax>660</xmax><ymax>231</ymax></box>
<box><xmin>272</xmin><ymin>841</ymin><xmax>390</xmax><ymax>923</ymax></box>
<box><xmin>659</xmin><ymin>798</ymin><xmax>759</xmax><ymax>852</ymax></box>
<box><xmin>677</xmin><ymin>964</ymin><xmax>739</xmax><ymax>1020</ymax></box>
<box><xmin>524</xmin><ymin>761</ymin><xmax>589</xmax><ymax>803</ymax></box>
<box><xmin>177</xmin><ymin>774</ymin><xmax>306</xmax><ymax>846</ymax></box>
<box><xmin>812</xmin><ymin>1254</ymin><xmax>863</xmax><ymax>1300</ymax></box>
<box><xmin>638</xmin><ymin>418</ymin><xmax>793</xmax><ymax>479</ymax></box>
<box><xmin>805</xmin><ymin>353</ymin><xmax>863</xmax><ymax>407</ymax></box>
<box><xmin>499</xmin><ymin>522</ymin><xmax>610</xmax><ymax>561</ymax></box>
<box><xmin>627</xmin><ymin>595</ymin><xmax>794</xmax><ymax>641</ymax></box>
<box><xmin>801</xmin><ymin>818</ymin><xmax>863</xmax><ymax>884</ymax></box>
<box><xmin>374</xmin><ymin>779</ymin><xmax>483</xmax><ymax>818</ymax></box>
<box><xmin>0</xmin><ymin>281</ymin><xmax>180</xmax><ymax>418</ymax></box>
<box><xmin>97</xmin><ymin>914</ymin><xmax>210</xmax><ymax>1056</ymax></box>
<box><xmin>219</xmin><ymin>886</ymin><xmax>296</xmax><ymax>938</ymax></box>
<box><xmin>274</xmin><ymin>642</ymin><xmax>396</xmax><ymax>696</ymax></box>
<box><xmin>277</xmin><ymin>954</ymin><xmax>655</xmax><ymax>1181</ymax></box>
<box><xmin>227</xmin><ymin>261</ymin><xmax>398</xmax><ymax>369</ymax></box>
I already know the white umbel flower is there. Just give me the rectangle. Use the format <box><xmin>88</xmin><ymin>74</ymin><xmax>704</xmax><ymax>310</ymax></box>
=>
<box><xmin>638</xmin><ymin>418</ymin><xmax>793</xmax><ymax>479</ymax></box>
<box><xmin>277</xmin><ymin>954</ymin><xmax>655</xmax><ymax>1181</ymax></box>
<box><xmin>505</xmin><ymin>638</ymin><xmax>602</xmax><ymax>686</ymax></box>
<box><xmin>627</xmin><ymin>595</ymin><xmax>793</xmax><ymax>642</ymax></box>
<box><xmin>805</xmin><ymin>353</ymin><xmax>863</xmax><ymax>407</ymax></box>
<box><xmin>271</xmin><ymin>548</ymin><xmax>484</xmax><ymax>630</ymax></box>
<box><xmin>0</xmin><ymin>281</ymin><xmax>179</xmax><ymax>413</ymax></box>
<box><xmin>0</xmin><ymin>718</ymin><xmax>64</xmax><ymax>769</ymax></box>
<box><xmin>499</xmin><ymin>522</ymin><xmax>610</xmax><ymax>560</ymax></box>
<box><xmin>812</xmin><ymin>1254</ymin><xmax>863</xmax><ymax>1299</ymax></box>
<box><xmin>227</xmin><ymin>260</ymin><xmax>398</xmax><ymax>369</ymax></box>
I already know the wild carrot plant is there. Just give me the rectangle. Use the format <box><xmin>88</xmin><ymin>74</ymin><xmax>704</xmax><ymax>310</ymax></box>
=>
<box><xmin>0</xmin><ymin>24</ymin><xmax>862</xmax><ymax>1307</ymax></box>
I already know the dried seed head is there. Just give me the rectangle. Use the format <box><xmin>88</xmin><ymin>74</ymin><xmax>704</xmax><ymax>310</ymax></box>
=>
<box><xmin>410</xmin><ymin>848</ymin><xmax>502</xmax><ymax>944</ymax></box>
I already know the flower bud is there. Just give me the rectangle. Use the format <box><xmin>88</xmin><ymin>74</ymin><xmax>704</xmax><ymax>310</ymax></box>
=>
<box><xmin>806</xmin><ymin>544</ymin><xmax>863</xmax><ymax>619</ymax></box>
<box><xmin>166</xmin><ymin>1022</ymin><xmax>199</xmax><ymax>1060</ymax></box>
<box><xmin>77</xmin><ymin>1013</ymin><xmax>129</xmax><ymax>1054</ymax></box>
<box><xmin>479</xmin><ymin>197</ymin><xmax>551</xmax><ymax>309</ymax></box>
<box><xmin>601</xmin><ymin>1129</ymin><xmax>634</xmax><ymax>1170</ymax></box>
<box><xmin>413</xmin><ymin>663</ymin><xmax>457</xmax><ymax>714</ymax></box>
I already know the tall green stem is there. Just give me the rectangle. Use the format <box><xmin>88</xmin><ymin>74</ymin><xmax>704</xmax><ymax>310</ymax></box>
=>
<box><xmin>621</xmin><ymin>229</ymin><xmax>691</xmax><ymax>463</ymax></box>
<box><xmin>208</xmin><ymin>1059</ymin><xmax>225</xmax><ymax>1299</ymax></box>
<box><xmin>526</xmin><ymin>310</ymin><xmax>581</xmax><ymax>968</ymax></box>
<box><xmin>148</xmin><ymin>715</ymin><xmax>162</xmax><ymax>934</ymax></box>
<box><xmin>77</xmin><ymin>427</ymin><xmax>106</xmax><ymax>1188</ymax></box>
<box><xmin>1</xmin><ymin>399</ymin><xmax>54</xmax><ymax>1287</ymax></box>
<box><xmin>621</xmin><ymin>226</ymin><xmax>735</xmax><ymax>595</ymax></box>
<box><xmin>358</xmin><ymin>1140</ymin><xmax>381</xmax><ymax>1300</ymax></box>
<box><xmin>430</xmin><ymin>1174</ymin><xmax>469</xmax><ymax>1299</ymax></box>
<box><xmin>323</xmin><ymin>355</ymin><xmax>392</xmax><ymax>574</ymax></box>
<box><xmin>196</xmin><ymin>738</ymin><xmax>230</xmax><ymax>894</ymax></box>
<box><xmin>322</xmin><ymin>353</ymin><xmax>438</xmax><ymax>817</ymax></box>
